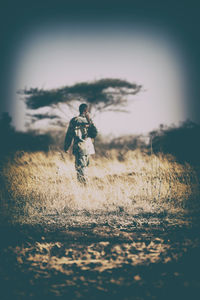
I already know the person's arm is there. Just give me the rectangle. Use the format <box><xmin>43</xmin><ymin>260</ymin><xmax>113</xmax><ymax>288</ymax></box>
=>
<box><xmin>85</xmin><ymin>113</ymin><xmax>98</xmax><ymax>138</ymax></box>
<box><xmin>85</xmin><ymin>112</ymin><xmax>93</xmax><ymax>125</ymax></box>
<box><xmin>64</xmin><ymin>120</ymin><xmax>74</xmax><ymax>152</ymax></box>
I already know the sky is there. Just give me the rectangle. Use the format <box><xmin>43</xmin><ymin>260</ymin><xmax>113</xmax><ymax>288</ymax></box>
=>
<box><xmin>1</xmin><ymin>1</ymin><xmax>200</xmax><ymax>137</ymax></box>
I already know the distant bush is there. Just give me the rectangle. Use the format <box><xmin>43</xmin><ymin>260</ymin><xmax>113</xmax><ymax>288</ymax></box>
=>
<box><xmin>151</xmin><ymin>121</ymin><xmax>200</xmax><ymax>165</ymax></box>
<box><xmin>0</xmin><ymin>112</ymin><xmax>53</xmax><ymax>156</ymax></box>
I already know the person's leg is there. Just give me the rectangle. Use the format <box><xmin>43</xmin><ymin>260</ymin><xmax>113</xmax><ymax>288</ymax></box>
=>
<box><xmin>75</xmin><ymin>154</ymin><xmax>89</xmax><ymax>184</ymax></box>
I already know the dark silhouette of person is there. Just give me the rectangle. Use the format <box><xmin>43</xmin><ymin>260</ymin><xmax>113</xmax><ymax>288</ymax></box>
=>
<box><xmin>64</xmin><ymin>104</ymin><xmax>97</xmax><ymax>184</ymax></box>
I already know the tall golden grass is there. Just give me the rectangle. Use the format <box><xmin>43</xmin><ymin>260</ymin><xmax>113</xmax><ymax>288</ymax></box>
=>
<box><xmin>0</xmin><ymin>149</ymin><xmax>199</xmax><ymax>225</ymax></box>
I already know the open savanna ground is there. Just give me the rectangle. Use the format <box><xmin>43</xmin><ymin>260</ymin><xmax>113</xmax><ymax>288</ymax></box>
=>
<box><xmin>1</xmin><ymin>149</ymin><xmax>199</xmax><ymax>224</ymax></box>
<box><xmin>0</xmin><ymin>149</ymin><xmax>200</xmax><ymax>299</ymax></box>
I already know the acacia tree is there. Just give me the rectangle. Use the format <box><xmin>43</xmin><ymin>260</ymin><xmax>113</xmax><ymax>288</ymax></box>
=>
<box><xmin>19</xmin><ymin>78</ymin><xmax>142</xmax><ymax>129</ymax></box>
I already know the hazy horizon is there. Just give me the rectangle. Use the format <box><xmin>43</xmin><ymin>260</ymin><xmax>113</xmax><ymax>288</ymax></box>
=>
<box><xmin>8</xmin><ymin>21</ymin><xmax>191</xmax><ymax>137</ymax></box>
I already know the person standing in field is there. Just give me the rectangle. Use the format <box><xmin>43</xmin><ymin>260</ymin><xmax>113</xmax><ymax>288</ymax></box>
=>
<box><xmin>64</xmin><ymin>103</ymin><xmax>98</xmax><ymax>185</ymax></box>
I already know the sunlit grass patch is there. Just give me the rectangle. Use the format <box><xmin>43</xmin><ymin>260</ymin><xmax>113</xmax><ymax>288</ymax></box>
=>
<box><xmin>0</xmin><ymin>149</ymin><xmax>199</xmax><ymax>225</ymax></box>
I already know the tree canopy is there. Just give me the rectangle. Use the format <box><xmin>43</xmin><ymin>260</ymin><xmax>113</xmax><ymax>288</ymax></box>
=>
<box><xmin>19</xmin><ymin>78</ymin><xmax>142</xmax><ymax>127</ymax></box>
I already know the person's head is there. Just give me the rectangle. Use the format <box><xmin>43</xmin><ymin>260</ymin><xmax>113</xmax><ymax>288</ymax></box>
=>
<box><xmin>79</xmin><ymin>103</ymin><xmax>88</xmax><ymax>115</ymax></box>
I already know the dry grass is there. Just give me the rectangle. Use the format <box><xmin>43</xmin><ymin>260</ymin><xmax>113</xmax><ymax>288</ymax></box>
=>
<box><xmin>0</xmin><ymin>149</ymin><xmax>199</xmax><ymax>226</ymax></box>
<box><xmin>13</xmin><ymin>238</ymin><xmax>172</xmax><ymax>274</ymax></box>
<box><xmin>1</xmin><ymin>149</ymin><xmax>200</xmax><ymax>300</ymax></box>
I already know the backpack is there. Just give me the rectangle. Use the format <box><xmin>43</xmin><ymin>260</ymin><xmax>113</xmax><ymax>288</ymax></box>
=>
<box><xmin>87</xmin><ymin>124</ymin><xmax>98</xmax><ymax>138</ymax></box>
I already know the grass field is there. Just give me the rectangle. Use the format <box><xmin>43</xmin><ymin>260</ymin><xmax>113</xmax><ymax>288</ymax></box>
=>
<box><xmin>1</xmin><ymin>149</ymin><xmax>199</xmax><ymax>225</ymax></box>
<box><xmin>0</xmin><ymin>149</ymin><xmax>200</xmax><ymax>299</ymax></box>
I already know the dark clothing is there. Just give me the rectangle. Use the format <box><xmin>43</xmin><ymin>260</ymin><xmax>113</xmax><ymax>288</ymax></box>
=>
<box><xmin>64</xmin><ymin>114</ymin><xmax>95</xmax><ymax>184</ymax></box>
<box><xmin>75</xmin><ymin>154</ymin><xmax>89</xmax><ymax>184</ymax></box>
<box><xmin>64</xmin><ymin>115</ymin><xmax>95</xmax><ymax>156</ymax></box>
